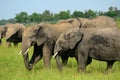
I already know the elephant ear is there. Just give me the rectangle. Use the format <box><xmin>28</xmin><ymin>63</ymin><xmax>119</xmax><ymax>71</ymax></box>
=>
<box><xmin>35</xmin><ymin>26</ymin><xmax>48</xmax><ymax>46</ymax></box>
<box><xmin>5</xmin><ymin>27</ymin><xmax>19</xmax><ymax>39</ymax></box>
<box><xmin>70</xmin><ymin>18</ymin><xmax>82</xmax><ymax>27</ymax></box>
<box><xmin>65</xmin><ymin>28</ymin><xmax>83</xmax><ymax>49</ymax></box>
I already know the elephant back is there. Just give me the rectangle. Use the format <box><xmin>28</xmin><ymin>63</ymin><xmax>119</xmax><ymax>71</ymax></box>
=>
<box><xmin>80</xmin><ymin>16</ymin><xmax>117</xmax><ymax>28</ymax></box>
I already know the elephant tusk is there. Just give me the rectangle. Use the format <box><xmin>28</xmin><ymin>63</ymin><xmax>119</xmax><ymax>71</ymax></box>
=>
<box><xmin>18</xmin><ymin>50</ymin><xmax>22</xmax><ymax>55</ymax></box>
<box><xmin>24</xmin><ymin>48</ymin><xmax>29</xmax><ymax>55</ymax></box>
<box><xmin>53</xmin><ymin>52</ymin><xmax>58</xmax><ymax>58</ymax></box>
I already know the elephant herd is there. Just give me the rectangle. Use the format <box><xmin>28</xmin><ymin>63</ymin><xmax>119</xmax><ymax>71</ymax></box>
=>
<box><xmin>0</xmin><ymin>16</ymin><xmax>119</xmax><ymax>72</ymax></box>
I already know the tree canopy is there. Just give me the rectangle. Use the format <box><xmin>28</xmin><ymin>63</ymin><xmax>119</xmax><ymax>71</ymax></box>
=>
<box><xmin>0</xmin><ymin>6</ymin><xmax>120</xmax><ymax>26</ymax></box>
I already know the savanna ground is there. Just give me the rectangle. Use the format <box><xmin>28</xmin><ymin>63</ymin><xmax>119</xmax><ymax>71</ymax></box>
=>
<box><xmin>0</xmin><ymin>20</ymin><xmax>120</xmax><ymax>80</ymax></box>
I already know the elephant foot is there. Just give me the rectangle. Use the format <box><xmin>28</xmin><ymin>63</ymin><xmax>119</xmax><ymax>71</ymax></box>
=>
<box><xmin>25</xmin><ymin>64</ymin><xmax>33</xmax><ymax>70</ymax></box>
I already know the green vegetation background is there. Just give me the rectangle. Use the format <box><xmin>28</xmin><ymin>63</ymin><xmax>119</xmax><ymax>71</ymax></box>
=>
<box><xmin>0</xmin><ymin>6</ymin><xmax>120</xmax><ymax>26</ymax></box>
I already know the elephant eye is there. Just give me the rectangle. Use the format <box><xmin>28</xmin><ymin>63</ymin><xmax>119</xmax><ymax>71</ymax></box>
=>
<box><xmin>64</xmin><ymin>34</ymin><xmax>70</xmax><ymax>40</ymax></box>
<box><xmin>58</xmin><ymin>41</ymin><xmax>62</xmax><ymax>44</ymax></box>
<box><xmin>59</xmin><ymin>41</ymin><xmax>65</xmax><ymax>47</ymax></box>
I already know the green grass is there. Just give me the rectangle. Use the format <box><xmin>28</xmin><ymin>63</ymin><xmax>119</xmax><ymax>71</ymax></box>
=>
<box><xmin>116</xmin><ymin>18</ymin><xmax>120</xmax><ymax>28</ymax></box>
<box><xmin>0</xmin><ymin>39</ymin><xmax>120</xmax><ymax>80</ymax></box>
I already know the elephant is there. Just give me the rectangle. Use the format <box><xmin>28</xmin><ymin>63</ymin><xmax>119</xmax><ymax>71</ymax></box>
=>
<box><xmin>21</xmin><ymin>20</ymin><xmax>81</xmax><ymax>70</ymax></box>
<box><xmin>53</xmin><ymin>27</ymin><xmax>120</xmax><ymax>72</ymax></box>
<box><xmin>80</xmin><ymin>16</ymin><xmax>117</xmax><ymax>28</ymax></box>
<box><xmin>0</xmin><ymin>26</ymin><xmax>7</xmax><ymax>45</ymax></box>
<box><xmin>58</xmin><ymin>16</ymin><xmax>117</xmax><ymax>28</ymax></box>
<box><xmin>5</xmin><ymin>23</ymin><xmax>25</xmax><ymax>47</ymax></box>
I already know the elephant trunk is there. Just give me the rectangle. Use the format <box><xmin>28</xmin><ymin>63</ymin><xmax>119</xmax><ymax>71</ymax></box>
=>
<box><xmin>22</xmin><ymin>37</ymin><xmax>32</xmax><ymax>70</ymax></box>
<box><xmin>53</xmin><ymin>43</ymin><xmax>63</xmax><ymax>57</ymax></box>
<box><xmin>0</xmin><ymin>33</ymin><xmax>1</xmax><ymax>39</ymax></box>
<box><xmin>22</xmin><ymin>54</ymin><xmax>32</xmax><ymax>70</ymax></box>
<box><xmin>22</xmin><ymin>36</ymin><xmax>31</xmax><ymax>54</ymax></box>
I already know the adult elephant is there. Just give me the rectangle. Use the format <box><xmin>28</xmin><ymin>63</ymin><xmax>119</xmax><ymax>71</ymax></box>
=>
<box><xmin>0</xmin><ymin>26</ymin><xmax>7</xmax><ymax>45</ymax></box>
<box><xmin>80</xmin><ymin>16</ymin><xmax>117</xmax><ymax>28</ymax></box>
<box><xmin>5</xmin><ymin>23</ymin><xmax>25</xmax><ymax>47</ymax></box>
<box><xmin>58</xmin><ymin>16</ymin><xmax>117</xmax><ymax>28</ymax></box>
<box><xmin>21</xmin><ymin>20</ymin><xmax>81</xmax><ymax>70</ymax></box>
<box><xmin>54</xmin><ymin>27</ymin><xmax>120</xmax><ymax>72</ymax></box>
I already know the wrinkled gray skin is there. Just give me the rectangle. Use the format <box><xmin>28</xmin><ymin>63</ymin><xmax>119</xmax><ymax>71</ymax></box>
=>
<box><xmin>0</xmin><ymin>26</ymin><xmax>7</xmax><ymax>45</ymax></box>
<box><xmin>5</xmin><ymin>23</ymin><xmax>25</xmax><ymax>47</ymax></box>
<box><xmin>21</xmin><ymin>16</ymin><xmax>116</xmax><ymax>70</ymax></box>
<box><xmin>21</xmin><ymin>20</ymin><xmax>81</xmax><ymax>70</ymax></box>
<box><xmin>54</xmin><ymin>27</ymin><xmax>120</xmax><ymax>72</ymax></box>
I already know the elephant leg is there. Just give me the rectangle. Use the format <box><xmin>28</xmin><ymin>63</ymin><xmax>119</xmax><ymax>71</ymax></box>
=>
<box><xmin>75</xmin><ymin>56</ymin><xmax>78</xmax><ymax>64</ymax></box>
<box><xmin>61</xmin><ymin>56</ymin><xmax>68</xmax><ymax>66</ymax></box>
<box><xmin>0</xmin><ymin>40</ymin><xmax>2</xmax><ymax>45</ymax></box>
<box><xmin>6</xmin><ymin>42</ymin><xmax>11</xmax><ymax>47</ymax></box>
<box><xmin>29</xmin><ymin>44</ymin><xmax>43</xmax><ymax>68</ymax></box>
<box><xmin>106</xmin><ymin>60</ymin><xmax>115</xmax><ymax>70</ymax></box>
<box><xmin>56</xmin><ymin>55</ymin><xmax>62</xmax><ymax>71</ymax></box>
<box><xmin>77</xmin><ymin>51</ymin><xmax>88</xmax><ymax>72</ymax></box>
<box><xmin>42</xmin><ymin>43</ymin><xmax>51</xmax><ymax>68</ymax></box>
<box><xmin>86</xmin><ymin>57</ymin><xmax>92</xmax><ymax>66</ymax></box>
<box><xmin>13</xmin><ymin>42</ymin><xmax>18</xmax><ymax>47</ymax></box>
<box><xmin>22</xmin><ymin>54</ymin><xmax>32</xmax><ymax>70</ymax></box>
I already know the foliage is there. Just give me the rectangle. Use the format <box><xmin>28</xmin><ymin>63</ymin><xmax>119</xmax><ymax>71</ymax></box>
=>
<box><xmin>84</xmin><ymin>9</ymin><xmax>97</xmax><ymax>18</ymax></box>
<box><xmin>116</xmin><ymin>18</ymin><xmax>120</xmax><ymax>28</ymax></box>
<box><xmin>0</xmin><ymin>6</ymin><xmax>120</xmax><ymax>25</ymax></box>
<box><xmin>15</xmin><ymin>12</ymin><xmax>29</xmax><ymax>23</ymax></box>
<box><xmin>0</xmin><ymin>18</ymin><xmax>16</xmax><ymax>25</ymax></box>
<box><xmin>29</xmin><ymin>12</ymin><xmax>42</xmax><ymax>23</ymax></box>
<box><xmin>72</xmin><ymin>11</ymin><xmax>84</xmax><ymax>18</ymax></box>
<box><xmin>0</xmin><ymin>19</ymin><xmax>7</xmax><ymax>25</ymax></box>
<box><xmin>58</xmin><ymin>10</ymin><xmax>71</xmax><ymax>19</ymax></box>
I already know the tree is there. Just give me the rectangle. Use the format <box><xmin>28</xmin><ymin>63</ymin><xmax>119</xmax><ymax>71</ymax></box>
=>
<box><xmin>72</xmin><ymin>11</ymin><xmax>84</xmax><ymax>18</ymax></box>
<box><xmin>15</xmin><ymin>12</ymin><xmax>28</xmax><ymax>23</ymax></box>
<box><xmin>58</xmin><ymin>10</ymin><xmax>70</xmax><ymax>19</ymax></box>
<box><xmin>0</xmin><ymin>19</ymin><xmax>7</xmax><ymax>25</ymax></box>
<box><xmin>42</xmin><ymin>10</ymin><xmax>53</xmax><ymax>22</ymax></box>
<box><xmin>105</xmin><ymin>6</ymin><xmax>120</xmax><ymax>18</ymax></box>
<box><xmin>98</xmin><ymin>11</ymin><xmax>105</xmax><ymax>16</ymax></box>
<box><xmin>30</xmin><ymin>12</ymin><xmax>42</xmax><ymax>23</ymax></box>
<box><xmin>84</xmin><ymin>9</ymin><xmax>96</xmax><ymax>18</ymax></box>
<box><xmin>7</xmin><ymin>18</ymin><xmax>16</xmax><ymax>23</ymax></box>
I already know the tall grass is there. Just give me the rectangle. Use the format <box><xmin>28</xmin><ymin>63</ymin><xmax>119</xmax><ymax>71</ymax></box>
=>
<box><xmin>0</xmin><ymin>39</ymin><xmax>120</xmax><ymax>80</ymax></box>
<box><xmin>116</xmin><ymin>18</ymin><xmax>120</xmax><ymax>28</ymax></box>
<box><xmin>1</xmin><ymin>20</ymin><xmax>120</xmax><ymax>80</ymax></box>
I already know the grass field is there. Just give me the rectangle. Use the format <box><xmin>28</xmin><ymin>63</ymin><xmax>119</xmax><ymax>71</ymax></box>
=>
<box><xmin>0</xmin><ymin>20</ymin><xmax>120</xmax><ymax>80</ymax></box>
<box><xmin>0</xmin><ymin>39</ymin><xmax>120</xmax><ymax>80</ymax></box>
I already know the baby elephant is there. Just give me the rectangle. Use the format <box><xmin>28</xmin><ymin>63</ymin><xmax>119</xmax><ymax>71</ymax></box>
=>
<box><xmin>53</xmin><ymin>27</ymin><xmax>120</xmax><ymax>72</ymax></box>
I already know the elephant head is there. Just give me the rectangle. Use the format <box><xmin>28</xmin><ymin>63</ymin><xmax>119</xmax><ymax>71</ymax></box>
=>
<box><xmin>54</xmin><ymin>27</ymin><xmax>83</xmax><ymax>57</ymax></box>
<box><xmin>0</xmin><ymin>26</ymin><xmax>7</xmax><ymax>45</ymax></box>
<box><xmin>5</xmin><ymin>23</ymin><xmax>25</xmax><ymax>43</ymax></box>
<box><xmin>22</xmin><ymin>24</ymin><xmax>49</xmax><ymax>54</ymax></box>
<box><xmin>58</xmin><ymin>18</ymin><xmax>82</xmax><ymax>28</ymax></box>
